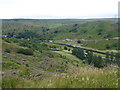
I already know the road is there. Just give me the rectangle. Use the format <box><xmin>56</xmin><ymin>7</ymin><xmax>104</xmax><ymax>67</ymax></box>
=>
<box><xmin>52</xmin><ymin>42</ymin><xmax>120</xmax><ymax>59</ymax></box>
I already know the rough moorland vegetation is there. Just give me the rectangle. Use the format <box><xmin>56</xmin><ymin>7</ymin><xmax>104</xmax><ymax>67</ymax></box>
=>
<box><xmin>2</xmin><ymin>18</ymin><xmax>119</xmax><ymax>88</ymax></box>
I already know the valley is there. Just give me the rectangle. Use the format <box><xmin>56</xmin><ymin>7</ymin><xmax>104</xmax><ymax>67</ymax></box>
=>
<box><xmin>1</xmin><ymin>18</ymin><xmax>119</xmax><ymax>88</ymax></box>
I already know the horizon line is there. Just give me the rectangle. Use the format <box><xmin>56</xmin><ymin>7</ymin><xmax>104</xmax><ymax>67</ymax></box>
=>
<box><xmin>1</xmin><ymin>17</ymin><xmax>118</xmax><ymax>20</ymax></box>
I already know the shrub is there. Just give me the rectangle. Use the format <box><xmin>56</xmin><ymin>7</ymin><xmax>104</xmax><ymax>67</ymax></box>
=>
<box><xmin>106</xmin><ymin>44</ymin><xmax>111</xmax><ymax>49</ymax></box>
<box><xmin>93</xmin><ymin>55</ymin><xmax>104</xmax><ymax>68</ymax></box>
<box><xmin>77</xmin><ymin>40</ymin><xmax>81</xmax><ymax>44</ymax></box>
<box><xmin>4</xmin><ymin>38</ymin><xmax>11</xmax><ymax>43</ymax></box>
<box><xmin>74</xmin><ymin>24</ymin><xmax>78</xmax><ymax>26</ymax></box>
<box><xmin>25</xmin><ymin>64</ymin><xmax>29</xmax><ymax>67</ymax></box>
<box><xmin>17</xmin><ymin>48</ymin><xmax>33</xmax><ymax>55</ymax></box>
<box><xmin>98</xmin><ymin>32</ymin><xmax>102</xmax><ymax>35</ymax></box>
<box><xmin>68</xmin><ymin>48</ymin><xmax>70</xmax><ymax>51</ymax></box>
<box><xmin>86</xmin><ymin>51</ymin><xmax>93</xmax><ymax>64</ymax></box>
<box><xmin>5</xmin><ymin>49</ymin><xmax>11</xmax><ymax>53</ymax></box>
<box><xmin>19</xmin><ymin>42</ymin><xmax>27</xmax><ymax>47</ymax></box>
<box><xmin>64</xmin><ymin>46</ymin><xmax>67</xmax><ymax>50</ymax></box>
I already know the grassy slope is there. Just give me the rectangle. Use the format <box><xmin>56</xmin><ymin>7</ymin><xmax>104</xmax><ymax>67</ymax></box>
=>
<box><xmin>2</xmin><ymin>18</ymin><xmax>118</xmax><ymax>50</ymax></box>
<box><xmin>81</xmin><ymin>39</ymin><xmax>118</xmax><ymax>50</ymax></box>
<box><xmin>2</xmin><ymin>19</ymin><xmax>118</xmax><ymax>50</ymax></box>
<box><xmin>2</xmin><ymin>18</ymin><xmax>119</xmax><ymax>88</ymax></box>
<box><xmin>2</xmin><ymin>18</ymin><xmax>118</xmax><ymax>40</ymax></box>
<box><xmin>2</xmin><ymin>40</ymin><xmax>118</xmax><ymax>88</ymax></box>
<box><xmin>55</xmin><ymin>39</ymin><xmax>118</xmax><ymax>51</ymax></box>
<box><xmin>49</xmin><ymin>19</ymin><xmax>118</xmax><ymax>40</ymax></box>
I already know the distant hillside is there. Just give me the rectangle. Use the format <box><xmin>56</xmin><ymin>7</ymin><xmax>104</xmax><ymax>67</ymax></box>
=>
<box><xmin>2</xmin><ymin>18</ymin><xmax>118</xmax><ymax>40</ymax></box>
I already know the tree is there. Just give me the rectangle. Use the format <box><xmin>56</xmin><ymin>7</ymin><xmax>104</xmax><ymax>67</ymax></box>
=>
<box><xmin>16</xmin><ymin>31</ymin><xmax>38</xmax><ymax>39</ymax></box>
<box><xmin>72</xmin><ymin>47</ymin><xmax>77</xmax><ymax>55</ymax></box>
<box><xmin>64</xmin><ymin>46</ymin><xmax>67</xmax><ymax>50</ymax></box>
<box><xmin>79</xmin><ymin>48</ymin><xmax>85</xmax><ymax>60</ymax></box>
<box><xmin>87</xmin><ymin>51</ymin><xmax>93</xmax><ymax>64</ymax></box>
<box><xmin>105</xmin><ymin>51</ymin><xmax>110</xmax><ymax>64</ymax></box>
<box><xmin>93</xmin><ymin>55</ymin><xmax>104</xmax><ymax>68</ymax></box>
<box><xmin>115</xmin><ymin>53</ymin><xmax>120</xmax><ymax>66</ymax></box>
<box><xmin>54</xmin><ymin>30</ymin><xmax>58</xmax><ymax>33</ymax></box>
<box><xmin>98</xmin><ymin>32</ymin><xmax>102</xmax><ymax>35</ymax></box>
<box><xmin>74</xmin><ymin>24</ymin><xmax>78</xmax><ymax>26</ymax></box>
<box><xmin>92</xmin><ymin>55</ymin><xmax>97</xmax><ymax>65</ymax></box>
<box><xmin>106</xmin><ymin>44</ymin><xmax>111</xmax><ymax>49</ymax></box>
<box><xmin>7</xmin><ymin>32</ymin><xmax>14</xmax><ymax>37</ymax></box>
<box><xmin>72</xmin><ymin>48</ymin><xmax>85</xmax><ymax>60</ymax></box>
<box><xmin>77</xmin><ymin>40</ymin><xmax>81</xmax><ymax>44</ymax></box>
<box><xmin>110</xmin><ymin>52</ymin><xmax>114</xmax><ymax>61</ymax></box>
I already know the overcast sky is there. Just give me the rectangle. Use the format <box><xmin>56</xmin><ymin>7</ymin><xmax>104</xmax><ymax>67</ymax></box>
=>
<box><xmin>0</xmin><ymin>0</ymin><xmax>119</xmax><ymax>19</ymax></box>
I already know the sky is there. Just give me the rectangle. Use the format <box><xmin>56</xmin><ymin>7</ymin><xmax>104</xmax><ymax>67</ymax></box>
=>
<box><xmin>0</xmin><ymin>0</ymin><xmax>119</xmax><ymax>19</ymax></box>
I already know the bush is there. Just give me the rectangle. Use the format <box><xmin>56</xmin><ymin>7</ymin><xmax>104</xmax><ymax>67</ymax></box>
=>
<box><xmin>86</xmin><ymin>51</ymin><xmax>93</xmax><ymax>64</ymax></box>
<box><xmin>25</xmin><ymin>64</ymin><xmax>29</xmax><ymax>67</ymax></box>
<box><xmin>93</xmin><ymin>55</ymin><xmax>104</xmax><ymax>68</ymax></box>
<box><xmin>4</xmin><ymin>38</ymin><xmax>11</xmax><ymax>43</ymax></box>
<box><xmin>106</xmin><ymin>44</ymin><xmax>111</xmax><ymax>49</ymax></box>
<box><xmin>19</xmin><ymin>42</ymin><xmax>28</xmax><ymax>47</ymax></box>
<box><xmin>17</xmin><ymin>48</ymin><xmax>33</xmax><ymax>55</ymax></box>
<box><xmin>64</xmin><ymin>46</ymin><xmax>67</xmax><ymax>50</ymax></box>
<box><xmin>77</xmin><ymin>40</ymin><xmax>81</xmax><ymax>44</ymax></box>
<box><xmin>5</xmin><ymin>49</ymin><xmax>11</xmax><ymax>53</ymax></box>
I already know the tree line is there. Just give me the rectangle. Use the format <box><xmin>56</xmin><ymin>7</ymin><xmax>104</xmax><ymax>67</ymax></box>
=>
<box><xmin>72</xmin><ymin>47</ymin><xmax>119</xmax><ymax>68</ymax></box>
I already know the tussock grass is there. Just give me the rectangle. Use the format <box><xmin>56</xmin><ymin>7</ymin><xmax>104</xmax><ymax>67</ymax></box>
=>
<box><xmin>2</xmin><ymin>40</ymin><xmax>118</xmax><ymax>88</ymax></box>
<box><xmin>2</xmin><ymin>64</ymin><xmax>118</xmax><ymax>88</ymax></box>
